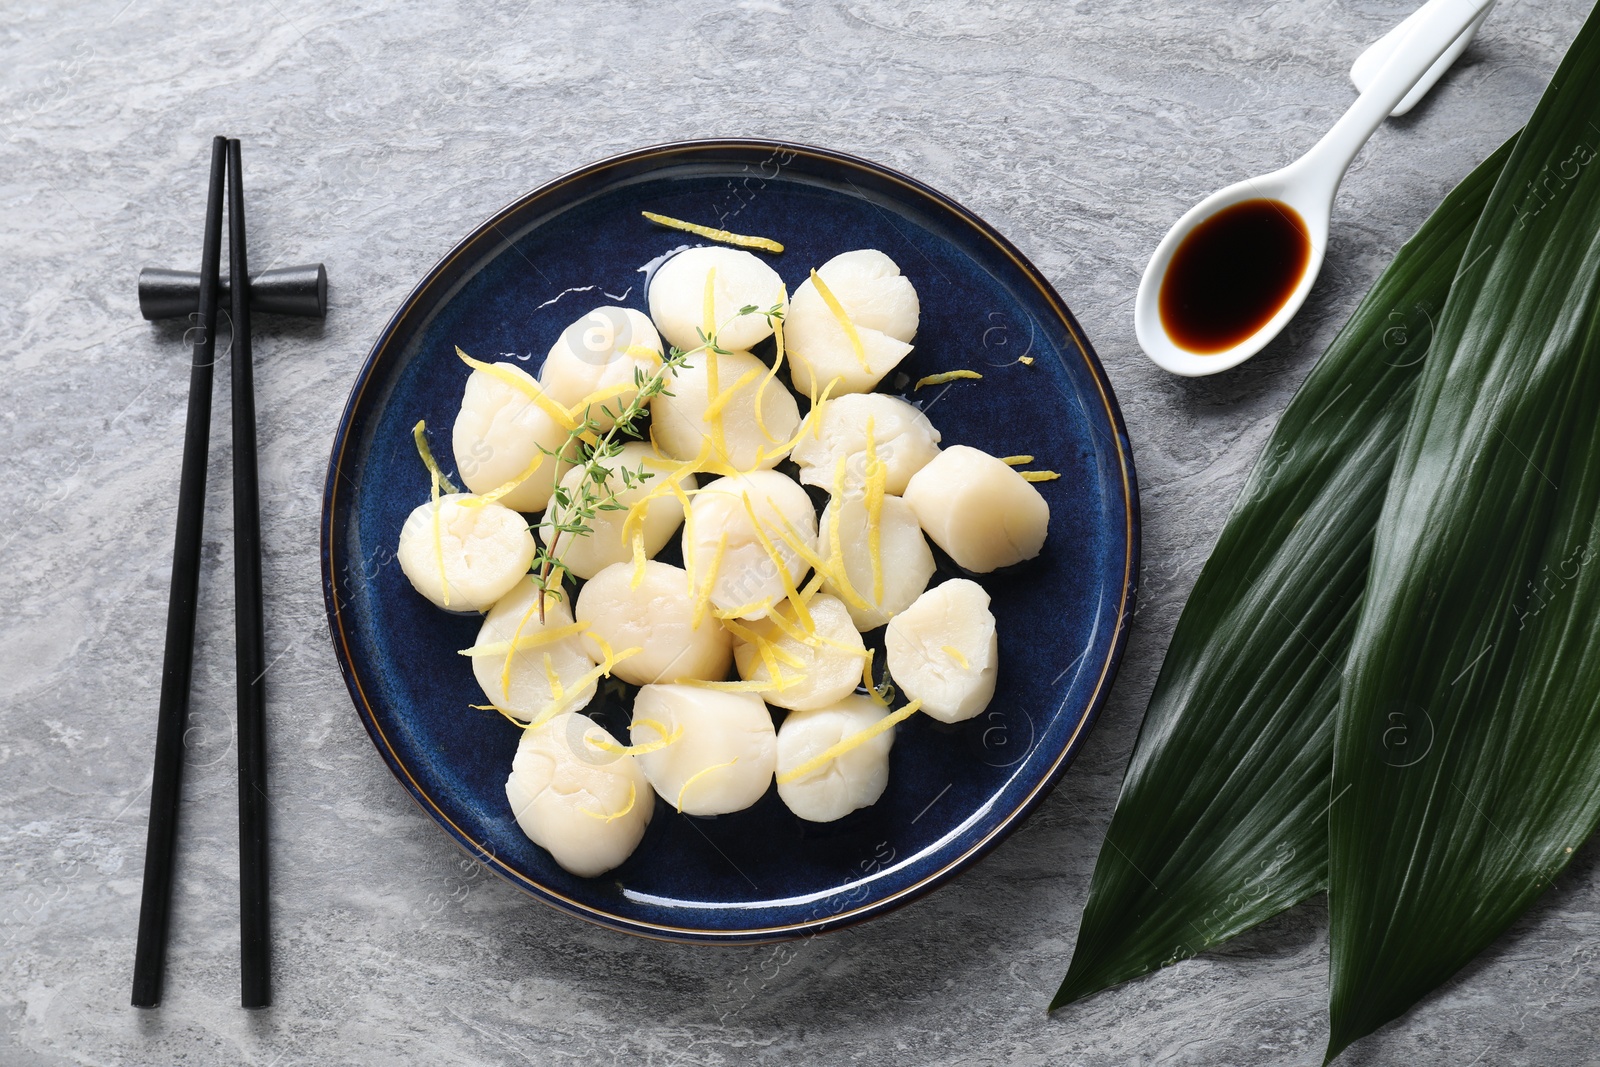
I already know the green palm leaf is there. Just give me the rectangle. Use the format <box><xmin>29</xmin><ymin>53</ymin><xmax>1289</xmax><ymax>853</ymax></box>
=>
<box><xmin>1053</xmin><ymin>135</ymin><xmax>1517</xmax><ymax>1009</ymax></box>
<box><xmin>1328</xmin><ymin>6</ymin><xmax>1600</xmax><ymax>1060</ymax></box>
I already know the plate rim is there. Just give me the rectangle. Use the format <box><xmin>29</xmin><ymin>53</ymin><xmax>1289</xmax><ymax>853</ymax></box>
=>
<box><xmin>321</xmin><ymin>137</ymin><xmax>1141</xmax><ymax>943</ymax></box>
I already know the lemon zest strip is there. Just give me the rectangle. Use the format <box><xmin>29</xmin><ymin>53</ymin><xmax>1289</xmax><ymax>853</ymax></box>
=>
<box><xmin>777</xmin><ymin>701</ymin><xmax>923</xmax><ymax>785</ymax></box>
<box><xmin>641</xmin><ymin>211</ymin><xmax>784</xmax><ymax>254</ymax></box>
<box><xmin>823</xmin><ymin>456</ymin><xmax>872</xmax><ymax>611</ymax></box>
<box><xmin>755</xmin><ymin>374</ymin><xmax>839</xmax><ymax>467</ymax></box>
<box><xmin>587</xmin><ymin>718</ymin><xmax>683</xmax><ymax>757</ymax></box>
<box><xmin>1021</xmin><ymin>471</ymin><xmax>1061</xmax><ymax>483</ymax></box>
<box><xmin>914</xmin><ymin>369</ymin><xmax>982</xmax><ymax>390</ymax></box>
<box><xmin>1000</xmin><ymin>455</ymin><xmax>1034</xmax><ymax>466</ymax></box>
<box><xmin>629</xmin><ymin>527</ymin><xmax>649</xmax><ymax>589</ymax></box>
<box><xmin>942</xmin><ymin>645</ymin><xmax>971</xmax><ymax>670</ymax></box>
<box><xmin>753</xmin><ymin>311</ymin><xmax>787</xmax><ymax>444</ymax></box>
<box><xmin>741</xmin><ymin>495</ymin><xmax>813</xmax><ymax>633</ymax></box>
<box><xmin>702</xmin><ymin>267</ymin><xmax>718</xmax><ymax>349</ymax></box>
<box><xmin>810</xmin><ymin>269</ymin><xmax>869</xmax><ymax>373</ymax></box>
<box><xmin>455</xmin><ymin>347</ymin><xmax>580</xmax><ymax>431</ymax></box>
<box><xmin>579</xmin><ymin>780</ymin><xmax>637</xmax><ymax>824</ymax></box>
<box><xmin>496</xmin><ymin>587</ymin><xmax>563</xmax><ymax>695</ymax></box>
<box><xmin>860</xmin><ymin>649</ymin><xmax>894</xmax><ymax>707</ymax></box>
<box><xmin>677</xmin><ymin>757</ymin><xmax>739</xmax><ymax>812</ymax></box>
<box><xmin>692</xmin><ymin>530</ymin><xmax>727</xmax><ymax>628</ymax></box>
<box><xmin>863</xmin><ymin>416</ymin><xmax>886</xmax><ymax>604</ymax></box>
<box><xmin>702</xmin><ymin>365</ymin><xmax>763</xmax><ymax>424</ymax></box>
<box><xmin>457</xmin><ymin>620</ymin><xmax>589</xmax><ymax>659</ymax></box>
<box><xmin>412</xmin><ymin>419</ymin><xmax>461</xmax><ymax>494</ymax></box>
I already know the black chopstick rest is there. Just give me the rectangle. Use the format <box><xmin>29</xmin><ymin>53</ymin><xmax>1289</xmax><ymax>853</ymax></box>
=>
<box><xmin>138</xmin><ymin>263</ymin><xmax>326</xmax><ymax>321</ymax></box>
<box><xmin>227</xmin><ymin>138</ymin><xmax>272</xmax><ymax>1011</ymax></box>
<box><xmin>132</xmin><ymin>134</ymin><xmax>228</xmax><ymax>1010</ymax></box>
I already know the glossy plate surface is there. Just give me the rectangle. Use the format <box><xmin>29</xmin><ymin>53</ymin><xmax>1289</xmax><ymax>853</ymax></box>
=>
<box><xmin>322</xmin><ymin>140</ymin><xmax>1139</xmax><ymax>942</ymax></box>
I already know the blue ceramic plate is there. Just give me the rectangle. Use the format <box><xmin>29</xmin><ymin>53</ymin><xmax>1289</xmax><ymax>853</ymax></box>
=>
<box><xmin>322</xmin><ymin>140</ymin><xmax>1138</xmax><ymax>943</ymax></box>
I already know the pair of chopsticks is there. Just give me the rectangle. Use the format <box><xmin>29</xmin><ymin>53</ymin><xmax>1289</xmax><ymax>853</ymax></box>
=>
<box><xmin>132</xmin><ymin>136</ymin><xmax>271</xmax><ymax>1010</ymax></box>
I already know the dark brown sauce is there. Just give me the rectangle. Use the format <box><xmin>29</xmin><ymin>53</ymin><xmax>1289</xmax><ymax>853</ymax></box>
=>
<box><xmin>1159</xmin><ymin>198</ymin><xmax>1310</xmax><ymax>354</ymax></box>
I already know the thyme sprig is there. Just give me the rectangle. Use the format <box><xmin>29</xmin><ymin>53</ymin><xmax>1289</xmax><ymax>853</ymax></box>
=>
<box><xmin>531</xmin><ymin>300</ymin><xmax>785</xmax><ymax>619</ymax></box>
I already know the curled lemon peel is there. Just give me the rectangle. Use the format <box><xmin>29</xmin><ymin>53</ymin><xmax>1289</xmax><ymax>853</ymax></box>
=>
<box><xmin>863</xmin><ymin>417</ymin><xmax>886</xmax><ymax>604</ymax></box>
<box><xmin>823</xmin><ymin>457</ymin><xmax>872</xmax><ymax>612</ymax></box>
<box><xmin>702</xmin><ymin>365</ymin><xmax>763</xmax><ymax>424</ymax></box>
<box><xmin>495</xmin><ymin>588</ymin><xmax>566</xmax><ymax>695</ymax></box>
<box><xmin>535</xmin><ymin>639</ymin><xmax>642</xmax><ymax>728</ymax></box>
<box><xmin>740</xmin><ymin>494</ymin><xmax>813</xmax><ymax>633</ymax></box>
<box><xmin>413</xmin><ymin>418</ymin><xmax>456</xmax><ymax>609</ymax></box>
<box><xmin>753</xmin><ymin>311</ymin><xmax>787</xmax><ymax>445</ymax></box>
<box><xmin>1000</xmin><ymin>455</ymin><xmax>1034</xmax><ymax>466</ymax></box>
<box><xmin>777</xmin><ymin>700</ymin><xmax>923</xmax><ymax>785</ymax></box>
<box><xmin>457</xmin><ymin>620</ymin><xmax>589</xmax><ymax>659</ymax></box>
<box><xmin>1020</xmin><ymin>471</ymin><xmax>1060</xmax><ymax>483</ymax></box>
<box><xmin>676</xmin><ymin>757</ymin><xmax>740</xmax><ymax>813</ymax></box>
<box><xmin>492</xmin><ymin>635</ymin><xmax>641</xmax><ymax>729</ymax></box>
<box><xmin>860</xmin><ymin>649</ymin><xmax>895</xmax><ymax>707</ymax></box>
<box><xmin>412</xmin><ymin>419</ymin><xmax>461</xmax><ymax>494</ymax></box>
<box><xmin>472</xmin><ymin>701</ymin><xmax>537</xmax><ymax>729</ymax></box>
<box><xmin>543</xmin><ymin>653</ymin><xmax>565</xmax><ymax>706</ymax></box>
<box><xmin>680</xmin><ymin>675</ymin><xmax>804</xmax><ymax>694</ymax></box>
<box><xmin>587</xmin><ymin>717</ymin><xmax>683</xmax><ymax>757</ymax></box>
<box><xmin>702</xmin><ymin>266</ymin><xmax>718</xmax><ymax>349</ymax></box>
<box><xmin>629</xmin><ymin>527</ymin><xmax>648</xmax><ymax>589</ymax></box>
<box><xmin>942</xmin><ymin>645</ymin><xmax>971</xmax><ymax>670</ymax></box>
<box><xmin>641</xmin><ymin>211</ymin><xmax>784</xmax><ymax>254</ymax></box>
<box><xmin>761</xmin><ymin>510</ymin><xmax>833</xmax><ymax>587</ymax></box>
<box><xmin>913</xmin><ymin>369</ymin><xmax>982</xmax><ymax>390</ymax></box>
<box><xmin>754</xmin><ymin>374</ymin><xmax>838</xmax><ymax>468</ymax></box>
<box><xmin>668</xmin><ymin>477</ymin><xmax>701</xmax><ymax>618</ymax></box>
<box><xmin>809</xmin><ymin>269</ymin><xmax>869</xmax><ymax>374</ymax></box>
<box><xmin>692</xmin><ymin>530</ymin><xmax>728</xmax><ymax>628</ymax></box>
<box><xmin>712</xmin><ymin>597</ymin><xmax>777</xmax><ymax>620</ymax></box>
<box><xmin>579</xmin><ymin>779</ymin><xmax>637</xmax><ymax>824</ymax></box>
<box><xmin>455</xmin><ymin>346</ymin><xmax>580</xmax><ymax>432</ymax></box>
<box><xmin>473</xmin><ymin>449</ymin><xmax>546</xmax><ymax>508</ymax></box>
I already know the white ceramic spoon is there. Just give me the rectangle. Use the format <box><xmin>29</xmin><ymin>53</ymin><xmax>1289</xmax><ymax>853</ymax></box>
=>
<box><xmin>1135</xmin><ymin>0</ymin><xmax>1495</xmax><ymax>378</ymax></box>
<box><xmin>1353</xmin><ymin>0</ymin><xmax>1496</xmax><ymax>117</ymax></box>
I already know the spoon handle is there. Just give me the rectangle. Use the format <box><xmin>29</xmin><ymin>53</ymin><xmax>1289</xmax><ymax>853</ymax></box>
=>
<box><xmin>1299</xmin><ymin>0</ymin><xmax>1494</xmax><ymax>196</ymax></box>
<box><xmin>1352</xmin><ymin>0</ymin><xmax>1496</xmax><ymax>117</ymax></box>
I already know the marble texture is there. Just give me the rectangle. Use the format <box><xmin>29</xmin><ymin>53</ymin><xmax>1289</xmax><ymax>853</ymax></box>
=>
<box><xmin>3</xmin><ymin>0</ymin><xmax>1598</xmax><ymax>1064</ymax></box>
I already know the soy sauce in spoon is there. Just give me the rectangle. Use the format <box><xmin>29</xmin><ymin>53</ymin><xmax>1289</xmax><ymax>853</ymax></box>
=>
<box><xmin>1158</xmin><ymin>198</ymin><xmax>1311</xmax><ymax>355</ymax></box>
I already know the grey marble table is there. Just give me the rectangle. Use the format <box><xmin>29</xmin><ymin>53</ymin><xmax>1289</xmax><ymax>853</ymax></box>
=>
<box><xmin>4</xmin><ymin>1</ymin><xmax>1598</xmax><ymax>1064</ymax></box>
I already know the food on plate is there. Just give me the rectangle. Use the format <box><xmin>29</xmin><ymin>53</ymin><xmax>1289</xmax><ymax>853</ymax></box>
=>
<box><xmin>504</xmin><ymin>713</ymin><xmax>654</xmax><ymax>877</ymax></box>
<box><xmin>397</xmin><ymin>493</ymin><xmax>537</xmax><ymax>612</ymax></box>
<box><xmin>539</xmin><ymin>441</ymin><xmax>693</xmax><ymax>580</ymax></box>
<box><xmin>774</xmin><ymin>695</ymin><xmax>896</xmax><ymax>822</ymax></box>
<box><xmin>399</xmin><ymin>232</ymin><xmax>1062</xmax><ymax>877</ymax></box>
<box><xmin>684</xmin><ymin>471</ymin><xmax>817</xmax><ymax>618</ymax></box>
<box><xmin>730</xmin><ymin>593</ymin><xmax>868</xmax><ymax>711</ymax></box>
<box><xmin>647</xmin><ymin>246</ymin><xmax>787</xmax><ymax>353</ymax></box>
<box><xmin>538</xmin><ymin>306</ymin><xmax>664</xmax><ymax>430</ymax></box>
<box><xmin>819</xmin><ymin>492</ymin><xmax>936</xmax><ymax>630</ymax></box>
<box><xmin>790</xmin><ymin>392</ymin><xmax>941</xmax><ymax>494</ymax></box>
<box><xmin>884</xmin><ymin>578</ymin><xmax>999</xmax><ymax>723</ymax></box>
<box><xmin>786</xmin><ymin>250</ymin><xmax>919</xmax><ymax>396</ymax></box>
<box><xmin>631</xmin><ymin>683</ymin><xmax>777</xmax><ymax>816</ymax></box>
<box><xmin>575</xmin><ymin>561</ymin><xmax>733</xmax><ymax>685</ymax></box>
<box><xmin>452</xmin><ymin>356</ymin><xmax>578</xmax><ymax>512</ymax></box>
<box><xmin>903</xmin><ymin>445</ymin><xmax>1050</xmax><ymax>572</ymax></box>
<box><xmin>650</xmin><ymin>348</ymin><xmax>802</xmax><ymax>471</ymax></box>
<box><xmin>466</xmin><ymin>578</ymin><xmax>600</xmax><ymax>718</ymax></box>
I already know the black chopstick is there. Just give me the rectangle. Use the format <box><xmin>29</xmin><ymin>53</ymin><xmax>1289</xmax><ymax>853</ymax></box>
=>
<box><xmin>227</xmin><ymin>138</ymin><xmax>271</xmax><ymax>1010</ymax></box>
<box><xmin>132</xmin><ymin>134</ymin><xmax>228</xmax><ymax>1010</ymax></box>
